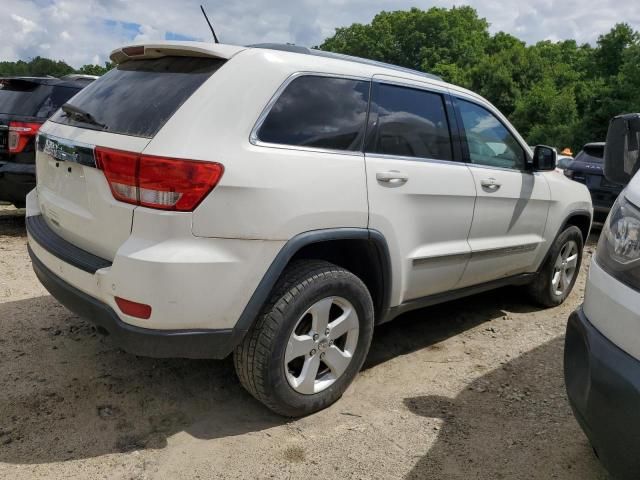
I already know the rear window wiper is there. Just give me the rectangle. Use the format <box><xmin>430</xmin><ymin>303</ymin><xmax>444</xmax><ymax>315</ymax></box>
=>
<box><xmin>61</xmin><ymin>103</ymin><xmax>107</xmax><ymax>130</ymax></box>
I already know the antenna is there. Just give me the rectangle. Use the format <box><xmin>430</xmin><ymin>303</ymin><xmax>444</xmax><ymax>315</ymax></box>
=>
<box><xmin>200</xmin><ymin>5</ymin><xmax>219</xmax><ymax>43</ymax></box>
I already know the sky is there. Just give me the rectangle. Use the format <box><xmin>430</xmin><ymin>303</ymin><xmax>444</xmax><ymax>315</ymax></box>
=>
<box><xmin>2</xmin><ymin>0</ymin><xmax>639</xmax><ymax>68</ymax></box>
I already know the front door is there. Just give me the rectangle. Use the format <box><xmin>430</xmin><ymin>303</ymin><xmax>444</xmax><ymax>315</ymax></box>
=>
<box><xmin>365</xmin><ymin>77</ymin><xmax>476</xmax><ymax>306</ymax></box>
<box><xmin>453</xmin><ymin>97</ymin><xmax>551</xmax><ymax>288</ymax></box>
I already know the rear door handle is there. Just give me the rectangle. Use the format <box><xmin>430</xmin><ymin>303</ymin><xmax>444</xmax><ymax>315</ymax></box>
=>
<box><xmin>480</xmin><ymin>178</ymin><xmax>501</xmax><ymax>191</ymax></box>
<box><xmin>376</xmin><ymin>170</ymin><xmax>409</xmax><ymax>185</ymax></box>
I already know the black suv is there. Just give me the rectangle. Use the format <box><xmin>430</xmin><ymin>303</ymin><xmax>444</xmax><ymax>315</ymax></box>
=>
<box><xmin>0</xmin><ymin>75</ymin><xmax>95</xmax><ymax>207</ymax></box>
<box><xmin>564</xmin><ymin>142</ymin><xmax>623</xmax><ymax>223</ymax></box>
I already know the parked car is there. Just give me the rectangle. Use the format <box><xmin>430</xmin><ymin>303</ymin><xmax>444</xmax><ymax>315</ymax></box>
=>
<box><xmin>555</xmin><ymin>153</ymin><xmax>574</xmax><ymax>173</ymax></box>
<box><xmin>564</xmin><ymin>142</ymin><xmax>623</xmax><ymax>223</ymax></box>
<box><xmin>0</xmin><ymin>75</ymin><xmax>95</xmax><ymax>207</ymax></box>
<box><xmin>26</xmin><ymin>41</ymin><xmax>592</xmax><ymax>416</ymax></box>
<box><xmin>565</xmin><ymin>113</ymin><xmax>640</xmax><ymax>480</ymax></box>
<box><xmin>557</xmin><ymin>155</ymin><xmax>574</xmax><ymax>169</ymax></box>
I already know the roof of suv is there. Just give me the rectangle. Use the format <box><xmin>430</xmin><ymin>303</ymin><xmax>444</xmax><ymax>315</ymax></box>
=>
<box><xmin>109</xmin><ymin>41</ymin><xmax>444</xmax><ymax>83</ymax></box>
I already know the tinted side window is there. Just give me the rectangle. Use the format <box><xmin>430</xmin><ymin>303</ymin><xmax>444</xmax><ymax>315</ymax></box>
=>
<box><xmin>457</xmin><ymin>99</ymin><xmax>525</xmax><ymax>170</ymax></box>
<box><xmin>367</xmin><ymin>83</ymin><xmax>453</xmax><ymax>161</ymax></box>
<box><xmin>257</xmin><ymin>76</ymin><xmax>370</xmax><ymax>151</ymax></box>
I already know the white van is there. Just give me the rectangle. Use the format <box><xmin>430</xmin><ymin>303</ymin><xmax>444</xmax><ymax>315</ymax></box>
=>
<box><xmin>565</xmin><ymin>113</ymin><xmax>640</xmax><ymax>479</ymax></box>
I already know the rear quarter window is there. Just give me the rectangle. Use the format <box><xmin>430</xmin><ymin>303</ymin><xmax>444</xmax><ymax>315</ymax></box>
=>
<box><xmin>256</xmin><ymin>75</ymin><xmax>370</xmax><ymax>152</ymax></box>
<box><xmin>50</xmin><ymin>56</ymin><xmax>226</xmax><ymax>138</ymax></box>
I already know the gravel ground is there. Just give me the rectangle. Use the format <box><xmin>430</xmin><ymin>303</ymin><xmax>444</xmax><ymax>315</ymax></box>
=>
<box><xmin>0</xmin><ymin>205</ymin><xmax>608</xmax><ymax>479</ymax></box>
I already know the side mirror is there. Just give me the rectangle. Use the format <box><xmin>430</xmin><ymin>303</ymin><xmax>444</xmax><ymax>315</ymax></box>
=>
<box><xmin>604</xmin><ymin>113</ymin><xmax>640</xmax><ymax>186</ymax></box>
<box><xmin>532</xmin><ymin>145</ymin><xmax>557</xmax><ymax>171</ymax></box>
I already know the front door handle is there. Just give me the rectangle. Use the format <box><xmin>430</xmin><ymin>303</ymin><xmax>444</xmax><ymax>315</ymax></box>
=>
<box><xmin>376</xmin><ymin>170</ymin><xmax>409</xmax><ymax>185</ymax></box>
<box><xmin>480</xmin><ymin>178</ymin><xmax>501</xmax><ymax>191</ymax></box>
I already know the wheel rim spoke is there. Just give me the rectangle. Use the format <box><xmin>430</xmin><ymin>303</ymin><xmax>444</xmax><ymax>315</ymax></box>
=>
<box><xmin>555</xmin><ymin>256</ymin><xmax>563</xmax><ymax>269</ymax></box>
<box><xmin>295</xmin><ymin>355</ymin><xmax>321</xmax><ymax>394</ymax></box>
<box><xmin>285</xmin><ymin>334</ymin><xmax>315</xmax><ymax>363</ymax></box>
<box><xmin>552</xmin><ymin>240</ymin><xmax>579</xmax><ymax>295</ymax></box>
<box><xmin>310</xmin><ymin>297</ymin><xmax>333</xmax><ymax>334</ymax></box>
<box><xmin>566</xmin><ymin>253</ymin><xmax>578</xmax><ymax>270</ymax></box>
<box><xmin>328</xmin><ymin>306</ymin><xmax>358</xmax><ymax>339</ymax></box>
<box><xmin>323</xmin><ymin>345</ymin><xmax>352</xmax><ymax>378</ymax></box>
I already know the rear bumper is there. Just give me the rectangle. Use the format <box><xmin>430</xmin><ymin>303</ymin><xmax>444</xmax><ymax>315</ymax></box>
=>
<box><xmin>565</xmin><ymin>307</ymin><xmax>640</xmax><ymax>480</ymax></box>
<box><xmin>29</xmin><ymin>245</ymin><xmax>241</xmax><ymax>359</ymax></box>
<box><xmin>0</xmin><ymin>161</ymin><xmax>35</xmax><ymax>205</ymax></box>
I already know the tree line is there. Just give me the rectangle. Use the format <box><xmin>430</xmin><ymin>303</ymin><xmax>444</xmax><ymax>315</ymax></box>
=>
<box><xmin>0</xmin><ymin>57</ymin><xmax>112</xmax><ymax>78</ymax></box>
<box><xmin>320</xmin><ymin>6</ymin><xmax>640</xmax><ymax>152</ymax></box>
<box><xmin>2</xmin><ymin>6</ymin><xmax>639</xmax><ymax>152</ymax></box>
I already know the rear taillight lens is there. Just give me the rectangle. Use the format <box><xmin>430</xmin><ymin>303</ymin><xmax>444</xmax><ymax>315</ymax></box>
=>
<box><xmin>115</xmin><ymin>296</ymin><xmax>152</xmax><ymax>319</ymax></box>
<box><xmin>8</xmin><ymin>121</ymin><xmax>43</xmax><ymax>153</ymax></box>
<box><xmin>95</xmin><ymin>147</ymin><xmax>223</xmax><ymax>211</ymax></box>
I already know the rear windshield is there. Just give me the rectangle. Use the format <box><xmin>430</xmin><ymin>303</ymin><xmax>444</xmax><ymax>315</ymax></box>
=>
<box><xmin>576</xmin><ymin>145</ymin><xmax>604</xmax><ymax>163</ymax></box>
<box><xmin>0</xmin><ymin>81</ymin><xmax>81</xmax><ymax>118</ymax></box>
<box><xmin>50</xmin><ymin>56</ymin><xmax>225</xmax><ymax>138</ymax></box>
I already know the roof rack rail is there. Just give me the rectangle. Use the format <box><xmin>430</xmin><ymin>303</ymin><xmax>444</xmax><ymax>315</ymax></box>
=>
<box><xmin>248</xmin><ymin>43</ymin><xmax>443</xmax><ymax>82</ymax></box>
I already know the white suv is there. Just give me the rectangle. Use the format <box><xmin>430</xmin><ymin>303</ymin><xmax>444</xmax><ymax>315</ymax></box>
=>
<box><xmin>26</xmin><ymin>41</ymin><xmax>592</xmax><ymax>416</ymax></box>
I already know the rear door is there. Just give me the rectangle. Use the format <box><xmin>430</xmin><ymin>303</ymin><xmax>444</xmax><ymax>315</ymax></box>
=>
<box><xmin>36</xmin><ymin>56</ymin><xmax>226</xmax><ymax>260</ymax></box>
<box><xmin>453</xmin><ymin>96</ymin><xmax>551</xmax><ymax>288</ymax></box>
<box><xmin>365</xmin><ymin>76</ymin><xmax>476</xmax><ymax>305</ymax></box>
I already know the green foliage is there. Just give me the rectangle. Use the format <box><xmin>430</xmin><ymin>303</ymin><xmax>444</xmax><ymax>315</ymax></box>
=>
<box><xmin>77</xmin><ymin>62</ymin><xmax>113</xmax><ymax>76</ymax></box>
<box><xmin>0</xmin><ymin>56</ymin><xmax>112</xmax><ymax>78</ymax></box>
<box><xmin>320</xmin><ymin>8</ymin><xmax>640</xmax><ymax>152</ymax></box>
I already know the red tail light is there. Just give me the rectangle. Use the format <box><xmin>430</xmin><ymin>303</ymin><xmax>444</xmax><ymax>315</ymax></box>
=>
<box><xmin>8</xmin><ymin>121</ymin><xmax>43</xmax><ymax>153</ymax></box>
<box><xmin>95</xmin><ymin>147</ymin><xmax>224</xmax><ymax>211</ymax></box>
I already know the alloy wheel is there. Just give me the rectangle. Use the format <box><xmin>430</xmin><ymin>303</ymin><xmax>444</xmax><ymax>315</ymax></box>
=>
<box><xmin>551</xmin><ymin>240</ymin><xmax>579</xmax><ymax>296</ymax></box>
<box><xmin>284</xmin><ymin>296</ymin><xmax>359</xmax><ymax>395</ymax></box>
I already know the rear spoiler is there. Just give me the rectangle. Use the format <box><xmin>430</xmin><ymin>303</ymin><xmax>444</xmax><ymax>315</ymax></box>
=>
<box><xmin>109</xmin><ymin>41</ymin><xmax>246</xmax><ymax>65</ymax></box>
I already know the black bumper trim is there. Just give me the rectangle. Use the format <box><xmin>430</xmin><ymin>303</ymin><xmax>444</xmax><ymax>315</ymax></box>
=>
<box><xmin>565</xmin><ymin>307</ymin><xmax>640</xmax><ymax>480</ymax></box>
<box><xmin>26</xmin><ymin>214</ymin><xmax>112</xmax><ymax>273</ymax></box>
<box><xmin>29</xmin><ymin>246</ymin><xmax>242</xmax><ymax>359</ymax></box>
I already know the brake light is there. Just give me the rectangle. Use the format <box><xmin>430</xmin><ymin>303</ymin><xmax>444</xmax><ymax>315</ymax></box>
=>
<box><xmin>95</xmin><ymin>147</ymin><xmax>223</xmax><ymax>211</ymax></box>
<box><xmin>115</xmin><ymin>296</ymin><xmax>152</xmax><ymax>319</ymax></box>
<box><xmin>8</xmin><ymin>121</ymin><xmax>43</xmax><ymax>153</ymax></box>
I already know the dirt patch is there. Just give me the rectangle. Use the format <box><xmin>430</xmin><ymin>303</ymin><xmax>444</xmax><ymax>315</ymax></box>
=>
<box><xmin>0</xmin><ymin>205</ymin><xmax>608</xmax><ymax>479</ymax></box>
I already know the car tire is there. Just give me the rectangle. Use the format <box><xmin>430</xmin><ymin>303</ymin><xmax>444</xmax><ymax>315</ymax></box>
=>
<box><xmin>528</xmin><ymin>225</ymin><xmax>584</xmax><ymax>307</ymax></box>
<box><xmin>233</xmin><ymin>260</ymin><xmax>374</xmax><ymax>417</ymax></box>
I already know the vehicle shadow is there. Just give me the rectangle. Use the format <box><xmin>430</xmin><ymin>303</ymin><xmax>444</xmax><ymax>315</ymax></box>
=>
<box><xmin>403</xmin><ymin>337</ymin><xmax>609</xmax><ymax>479</ymax></box>
<box><xmin>0</xmin><ymin>295</ymin><xmax>284</xmax><ymax>464</ymax></box>
<box><xmin>0</xmin><ymin>208</ymin><xmax>26</xmax><ymax>237</ymax></box>
<box><xmin>365</xmin><ymin>285</ymin><xmax>540</xmax><ymax>369</ymax></box>
<box><xmin>0</xmin><ymin>285</ymin><xmax>554</xmax><ymax>465</ymax></box>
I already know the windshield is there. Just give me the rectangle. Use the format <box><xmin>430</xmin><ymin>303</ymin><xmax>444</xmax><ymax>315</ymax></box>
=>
<box><xmin>576</xmin><ymin>145</ymin><xmax>604</xmax><ymax>164</ymax></box>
